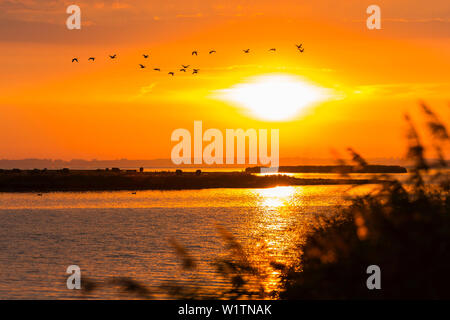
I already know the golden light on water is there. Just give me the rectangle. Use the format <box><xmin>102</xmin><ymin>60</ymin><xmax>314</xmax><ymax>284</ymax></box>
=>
<box><xmin>257</xmin><ymin>186</ymin><xmax>296</xmax><ymax>208</ymax></box>
<box><xmin>214</xmin><ymin>74</ymin><xmax>330</xmax><ymax>121</ymax></box>
<box><xmin>249</xmin><ymin>186</ymin><xmax>299</xmax><ymax>293</ymax></box>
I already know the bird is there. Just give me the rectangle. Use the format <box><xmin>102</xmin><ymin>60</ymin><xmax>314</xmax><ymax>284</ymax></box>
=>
<box><xmin>296</xmin><ymin>44</ymin><xmax>304</xmax><ymax>52</ymax></box>
<box><xmin>153</xmin><ymin>68</ymin><xmax>161</xmax><ymax>71</ymax></box>
<box><xmin>209</xmin><ymin>50</ymin><xmax>216</xmax><ymax>54</ymax></box>
<box><xmin>131</xmin><ymin>192</ymin><xmax>137</xmax><ymax>195</ymax></box>
<box><xmin>179</xmin><ymin>68</ymin><xmax>186</xmax><ymax>72</ymax></box>
<box><xmin>88</xmin><ymin>57</ymin><xmax>95</xmax><ymax>61</ymax></box>
<box><xmin>139</xmin><ymin>64</ymin><xmax>146</xmax><ymax>69</ymax></box>
<box><xmin>181</xmin><ymin>65</ymin><xmax>190</xmax><ymax>69</ymax></box>
<box><xmin>269</xmin><ymin>48</ymin><xmax>276</xmax><ymax>52</ymax></box>
<box><xmin>143</xmin><ymin>54</ymin><xmax>149</xmax><ymax>58</ymax></box>
<box><xmin>192</xmin><ymin>69</ymin><xmax>199</xmax><ymax>74</ymax></box>
<box><xmin>168</xmin><ymin>72</ymin><xmax>175</xmax><ymax>76</ymax></box>
<box><xmin>72</xmin><ymin>58</ymin><xmax>78</xmax><ymax>63</ymax></box>
<box><xmin>243</xmin><ymin>49</ymin><xmax>250</xmax><ymax>53</ymax></box>
<box><xmin>109</xmin><ymin>54</ymin><xmax>117</xmax><ymax>59</ymax></box>
<box><xmin>37</xmin><ymin>193</ymin><xmax>43</xmax><ymax>196</ymax></box>
<box><xmin>192</xmin><ymin>51</ymin><xmax>198</xmax><ymax>56</ymax></box>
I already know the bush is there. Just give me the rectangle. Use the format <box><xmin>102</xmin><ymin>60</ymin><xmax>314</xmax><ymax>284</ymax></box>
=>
<box><xmin>280</xmin><ymin>102</ymin><xmax>449</xmax><ymax>299</ymax></box>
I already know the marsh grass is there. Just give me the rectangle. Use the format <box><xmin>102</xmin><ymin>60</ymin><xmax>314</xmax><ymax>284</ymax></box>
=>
<box><xmin>279</xmin><ymin>102</ymin><xmax>449</xmax><ymax>299</ymax></box>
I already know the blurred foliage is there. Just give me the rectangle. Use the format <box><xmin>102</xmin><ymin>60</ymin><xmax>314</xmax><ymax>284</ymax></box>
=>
<box><xmin>279</xmin><ymin>102</ymin><xmax>449</xmax><ymax>299</ymax></box>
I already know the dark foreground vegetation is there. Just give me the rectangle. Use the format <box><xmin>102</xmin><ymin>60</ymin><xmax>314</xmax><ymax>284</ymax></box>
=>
<box><xmin>277</xmin><ymin>103</ymin><xmax>449</xmax><ymax>299</ymax></box>
<box><xmin>77</xmin><ymin>103</ymin><xmax>449</xmax><ymax>299</ymax></box>
<box><xmin>0</xmin><ymin>170</ymin><xmax>379</xmax><ymax>192</ymax></box>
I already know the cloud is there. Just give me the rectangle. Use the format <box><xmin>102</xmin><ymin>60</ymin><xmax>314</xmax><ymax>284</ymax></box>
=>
<box><xmin>351</xmin><ymin>83</ymin><xmax>450</xmax><ymax>99</ymax></box>
<box><xmin>139</xmin><ymin>83</ymin><xmax>157</xmax><ymax>95</ymax></box>
<box><xmin>205</xmin><ymin>64</ymin><xmax>335</xmax><ymax>73</ymax></box>
<box><xmin>387</xmin><ymin>18</ymin><xmax>450</xmax><ymax>23</ymax></box>
<box><xmin>112</xmin><ymin>1</ymin><xmax>132</xmax><ymax>9</ymax></box>
<box><xmin>351</xmin><ymin>17</ymin><xmax>450</xmax><ymax>23</ymax></box>
<box><xmin>127</xmin><ymin>82</ymin><xmax>159</xmax><ymax>102</ymax></box>
<box><xmin>94</xmin><ymin>2</ymin><xmax>105</xmax><ymax>9</ymax></box>
<box><xmin>175</xmin><ymin>13</ymin><xmax>204</xmax><ymax>18</ymax></box>
<box><xmin>0</xmin><ymin>0</ymin><xmax>134</xmax><ymax>24</ymax></box>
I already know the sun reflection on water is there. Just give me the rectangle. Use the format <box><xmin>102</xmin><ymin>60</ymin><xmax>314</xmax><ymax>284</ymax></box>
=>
<box><xmin>244</xmin><ymin>186</ymin><xmax>303</xmax><ymax>295</ymax></box>
<box><xmin>256</xmin><ymin>186</ymin><xmax>296</xmax><ymax>208</ymax></box>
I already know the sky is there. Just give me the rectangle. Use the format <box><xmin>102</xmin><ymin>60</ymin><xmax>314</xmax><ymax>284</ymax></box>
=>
<box><xmin>0</xmin><ymin>0</ymin><xmax>449</xmax><ymax>162</ymax></box>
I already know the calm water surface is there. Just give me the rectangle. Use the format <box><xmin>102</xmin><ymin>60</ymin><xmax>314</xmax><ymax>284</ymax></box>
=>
<box><xmin>0</xmin><ymin>185</ymin><xmax>373</xmax><ymax>299</ymax></box>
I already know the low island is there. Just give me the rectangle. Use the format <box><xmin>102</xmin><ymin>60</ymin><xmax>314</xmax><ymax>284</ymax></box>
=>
<box><xmin>0</xmin><ymin>165</ymin><xmax>407</xmax><ymax>192</ymax></box>
<box><xmin>245</xmin><ymin>165</ymin><xmax>407</xmax><ymax>174</ymax></box>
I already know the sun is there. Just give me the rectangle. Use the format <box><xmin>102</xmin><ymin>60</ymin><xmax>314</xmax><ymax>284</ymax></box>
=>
<box><xmin>214</xmin><ymin>74</ymin><xmax>329</xmax><ymax>121</ymax></box>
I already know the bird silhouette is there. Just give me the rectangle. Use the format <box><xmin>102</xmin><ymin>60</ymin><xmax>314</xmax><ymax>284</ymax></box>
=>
<box><xmin>131</xmin><ymin>192</ymin><xmax>137</xmax><ymax>195</ymax></box>
<box><xmin>69</xmin><ymin>43</ymin><xmax>308</xmax><ymax>74</ymax></box>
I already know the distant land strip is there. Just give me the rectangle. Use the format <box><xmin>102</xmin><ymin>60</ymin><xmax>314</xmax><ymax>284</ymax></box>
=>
<box><xmin>0</xmin><ymin>170</ymin><xmax>385</xmax><ymax>192</ymax></box>
<box><xmin>245</xmin><ymin>165</ymin><xmax>407</xmax><ymax>174</ymax></box>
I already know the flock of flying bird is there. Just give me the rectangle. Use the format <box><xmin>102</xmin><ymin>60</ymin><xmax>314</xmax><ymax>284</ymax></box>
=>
<box><xmin>71</xmin><ymin>44</ymin><xmax>305</xmax><ymax>76</ymax></box>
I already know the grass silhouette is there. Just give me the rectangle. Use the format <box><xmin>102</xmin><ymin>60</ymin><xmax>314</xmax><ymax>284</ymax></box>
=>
<box><xmin>279</xmin><ymin>102</ymin><xmax>449</xmax><ymax>299</ymax></box>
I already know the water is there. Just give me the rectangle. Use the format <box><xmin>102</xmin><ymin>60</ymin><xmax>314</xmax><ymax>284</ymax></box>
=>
<box><xmin>0</xmin><ymin>184</ymin><xmax>373</xmax><ymax>299</ymax></box>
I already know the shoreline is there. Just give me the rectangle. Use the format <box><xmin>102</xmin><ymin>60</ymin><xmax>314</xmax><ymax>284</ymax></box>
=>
<box><xmin>245</xmin><ymin>165</ymin><xmax>407</xmax><ymax>173</ymax></box>
<box><xmin>0</xmin><ymin>170</ymin><xmax>383</xmax><ymax>193</ymax></box>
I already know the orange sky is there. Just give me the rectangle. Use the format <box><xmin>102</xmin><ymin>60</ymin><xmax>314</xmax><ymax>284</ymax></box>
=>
<box><xmin>0</xmin><ymin>0</ymin><xmax>449</xmax><ymax>161</ymax></box>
